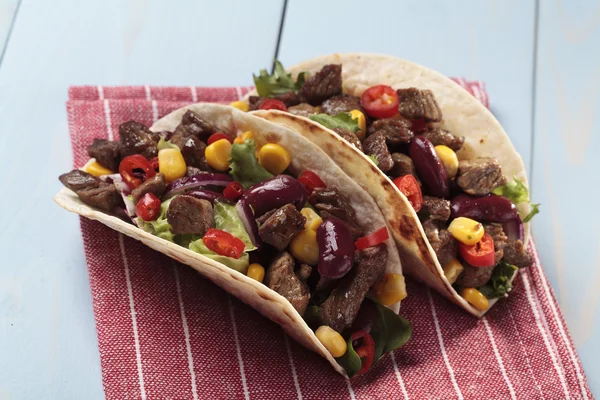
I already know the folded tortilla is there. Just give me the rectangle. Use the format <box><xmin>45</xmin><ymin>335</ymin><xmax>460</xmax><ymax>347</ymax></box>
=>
<box><xmin>250</xmin><ymin>53</ymin><xmax>531</xmax><ymax>317</ymax></box>
<box><xmin>54</xmin><ymin>103</ymin><xmax>404</xmax><ymax>376</ymax></box>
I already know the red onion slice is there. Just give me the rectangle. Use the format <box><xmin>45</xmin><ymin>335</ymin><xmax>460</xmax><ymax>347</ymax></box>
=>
<box><xmin>164</xmin><ymin>173</ymin><xmax>232</xmax><ymax>198</ymax></box>
<box><xmin>236</xmin><ymin>199</ymin><xmax>261</xmax><ymax>247</ymax></box>
<box><xmin>502</xmin><ymin>216</ymin><xmax>524</xmax><ymax>242</ymax></box>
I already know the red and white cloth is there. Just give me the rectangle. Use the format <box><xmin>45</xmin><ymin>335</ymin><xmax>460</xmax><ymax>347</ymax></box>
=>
<box><xmin>66</xmin><ymin>83</ymin><xmax>592</xmax><ymax>400</ymax></box>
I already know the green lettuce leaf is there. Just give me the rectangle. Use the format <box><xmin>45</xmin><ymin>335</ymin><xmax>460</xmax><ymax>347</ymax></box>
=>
<box><xmin>478</xmin><ymin>262</ymin><xmax>518</xmax><ymax>299</ymax></box>
<box><xmin>229</xmin><ymin>139</ymin><xmax>273</xmax><ymax>188</ymax></box>
<box><xmin>368</xmin><ymin>297</ymin><xmax>412</xmax><ymax>362</ymax></box>
<box><xmin>308</xmin><ymin>113</ymin><xmax>360</xmax><ymax>134</ymax></box>
<box><xmin>367</xmin><ymin>154</ymin><xmax>379</xmax><ymax>166</ymax></box>
<box><xmin>157</xmin><ymin>137</ymin><xmax>179</xmax><ymax>151</ymax></box>
<box><xmin>137</xmin><ymin>197</ymin><xmax>175</xmax><ymax>242</ymax></box>
<box><xmin>188</xmin><ymin>239</ymin><xmax>250</xmax><ymax>273</ymax></box>
<box><xmin>253</xmin><ymin>60</ymin><xmax>306</xmax><ymax>97</ymax></box>
<box><xmin>335</xmin><ymin>336</ymin><xmax>362</xmax><ymax>378</ymax></box>
<box><xmin>523</xmin><ymin>203</ymin><xmax>540</xmax><ymax>223</ymax></box>
<box><xmin>213</xmin><ymin>201</ymin><xmax>256</xmax><ymax>251</ymax></box>
<box><xmin>492</xmin><ymin>177</ymin><xmax>540</xmax><ymax>222</ymax></box>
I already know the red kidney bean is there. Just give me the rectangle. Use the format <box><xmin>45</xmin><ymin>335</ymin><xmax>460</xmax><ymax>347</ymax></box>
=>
<box><xmin>409</xmin><ymin>136</ymin><xmax>449</xmax><ymax>198</ymax></box>
<box><xmin>451</xmin><ymin>194</ymin><xmax>518</xmax><ymax>222</ymax></box>
<box><xmin>317</xmin><ymin>218</ymin><xmax>354</xmax><ymax>279</ymax></box>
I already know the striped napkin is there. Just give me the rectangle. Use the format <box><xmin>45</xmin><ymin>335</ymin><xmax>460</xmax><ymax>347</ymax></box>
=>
<box><xmin>65</xmin><ymin>82</ymin><xmax>592</xmax><ymax>400</ymax></box>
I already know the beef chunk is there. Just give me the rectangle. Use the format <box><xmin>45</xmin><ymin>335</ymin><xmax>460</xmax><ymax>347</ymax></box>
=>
<box><xmin>166</xmin><ymin>195</ymin><xmax>214</xmax><ymax>235</ymax></box>
<box><xmin>390</xmin><ymin>153</ymin><xmax>418</xmax><ymax>179</ymax></box>
<box><xmin>288</xmin><ymin>103</ymin><xmax>317</xmax><ymax>117</ymax></box>
<box><xmin>171</xmin><ymin>134</ymin><xmax>209</xmax><ymax>170</ymax></box>
<box><xmin>363</xmin><ymin>132</ymin><xmax>393</xmax><ymax>172</ymax></box>
<box><xmin>173</xmin><ymin>110</ymin><xmax>217</xmax><ymax>142</ymax></box>
<box><xmin>456</xmin><ymin>262</ymin><xmax>494</xmax><ymax>287</ymax></box>
<box><xmin>423</xmin><ymin>219</ymin><xmax>457</xmax><ymax>267</ymax></box>
<box><xmin>186</xmin><ymin>166</ymin><xmax>203</xmax><ymax>177</ymax></box>
<box><xmin>299</xmin><ymin>64</ymin><xmax>342</xmax><ymax>105</ymax></box>
<box><xmin>503</xmin><ymin>240</ymin><xmax>533</xmax><ymax>268</ymax></box>
<box><xmin>367</xmin><ymin>117</ymin><xmax>414</xmax><ymax>146</ymax></box>
<box><xmin>59</xmin><ymin>169</ymin><xmax>120</xmax><ymax>212</ymax></box>
<box><xmin>421</xmin><ymin>128</ymin><xmax>464</xmax><ymax>152</ymax></box>
<box><xmin>265</xmin><ymin>252</ymin><xmax>310</xmax><ymax>315</ymax></box>
<box><xmin>309</xmin><ymin>187</ymin><xmax>360</xmax><ymax>234</ymax></box>
<box><xmin>119</xmin><ymin>120</ymin><xmax>158</xmax><ymax>160</ymax></box>
<box><xmin>320</xmin><ymin>244</ymin><xmax>387</xmax><ymax>332</ymax></box>
<box><xmin>131</xmin><ymin>173</ymin><xmax>166</xmax><ymax>203</ymax></box>
<box><xmin>333</xmin><ymin>128</ymin><xmax>363</xmax><ymax>152</ymax></box>
<box><xmin>419</xmin><ymin>196</ymin><xmax>451</xmax><ymax>222</ymax></box>
<box><xmin>456</xmin><ymin>158</ymin><xmax>507</xmax><ymax>196</ymax></box>
<box><xmin>396</xmin><ymin>88</ymin><xmax>442</xmax><ymax>122</ymax></box>
<box><xmin>297</xmin><ymin>264</ymin><xmax>312</xmax><ymax>283</ymax></box>
<box><xmin>321</xmin><ymin>94</ymin><xmax>363</xmax><ymax>115</ymax></box>
<box><xmin>484</xmin><ymin>224</ymin><xmax>508</xmax><ymax>264</ymax></box>
<box><xmin>258</xmin><ymin>204</ymin><xmax>306</xmax><ymax>251</ymax></box>
<box><xmin>87</xmin><ymin>139</ymin><xmax>121</xmax><ymax>171</ymax></box>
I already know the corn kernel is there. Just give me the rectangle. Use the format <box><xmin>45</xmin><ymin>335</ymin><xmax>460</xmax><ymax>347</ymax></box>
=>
<box><xmin>373</xmin><ymin>273</ymin><xmax>407</xmax><ymax>306</ymax></box>
<box><xmin>158</xmin><ymin>148</ymin><xmax>187</xmax><ymax>183</ymax></box>
<box><xmin>258</xmin><ymin>143</ymin><xmax>291</xmax><ymax>175</ymax></box>
<box><xmin>443</xmin><ymin>258</ymin><xmax>465</xmax><ymax>285</ymax></box>
<box><xmin>234</xmin><ymin>131</ymin><xmax>255</xmax><ymax>145</ymax></box>
<box><xmin>205</xmin><ymin>138</ymin><xmax>232</xmax><ymax>171</ymax></box>
<box><xmin>435</xmin><ymin>145</ymin><xmax>459</xmax><ymax>179</ymax></box>
<box><xmin>85</xmin><ymin>161</ymin><xmax>114</xmax><ymax>177</ymax></box>
<box><xmin>315</xmin><ymin>326</ymin><xmax>347</xmax><ymax>358</ymax></box>
<box><xmin>289</xmin><ymin>229</ymin><xmax>318</xmax><ymax>266</ymax></box>
<box><xmin>229</xmin><ymin>101</ymin><xmax>250</xmax><ymax>112</ymax></box>
<box><xmin>301</xmin><ymin>208</ymin><xmax>323</xmax><ymax>231</ymax></box>
<box><xmin>247</xmin><ymin>263</ymin><xmax>265</xmax><ymax>283</ymax></box>
<box><xmin>460</xmin><ymin>288</ymin><xmax>489</xmax><ymax>311</ymax></box>
<box><xmin>349</xmin><ymin>109</ymin><xmax>366</xmax><ymax>140</ymax></box>
<box><xmin>448</xmin><ymin>217</ymin><xmax>484</xmax><ymax>245</ymax></box>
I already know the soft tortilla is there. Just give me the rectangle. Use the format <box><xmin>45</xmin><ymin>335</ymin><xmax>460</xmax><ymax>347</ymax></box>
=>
<box><xmin>249</xmin><ymin>53</ymin><xmax>531</xmax><ymax>317</ymax></box>
<box><xmin>54</xmin><ymin>103</ymin><xmax>404</xmax><ymax>376</ymax></box>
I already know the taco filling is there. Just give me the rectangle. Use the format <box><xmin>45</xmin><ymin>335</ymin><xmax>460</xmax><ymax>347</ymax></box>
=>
<box><xmin>245</xmin><ymin>61</ymin><xmax>540</xmax><ymax>311</ymax></box>
<box><xmin>58</xmin><ymin>109</ymin><xmax>411</xmax><ymax>377</ymax></box>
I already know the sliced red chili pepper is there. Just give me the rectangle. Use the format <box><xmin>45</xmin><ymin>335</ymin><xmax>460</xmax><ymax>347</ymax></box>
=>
<box><xmin>135</xmin><ymin>192</ymin><xmax>161</xmax><ymax>221</ymax></box>
<box><xmin>203</xmin><ymin>228</ymin><xmax>245</xmax><ymax>259</ymax></box>
<box><xmin>458</xmin><ymin>233</ymin><xmax>495</xmax><ymax>267</ymax></box>
<box><xmin>392</xmin><ymin>175</ymin><xmax>423</xmax><ymax>212</ymax></box>
<box><xmin>149</xmin><ymin>157</ymin><xmax>159</xmax><ymax>171</ymax></box>
<box><xmin>360</xmin><ymin>85</ymin><xmax>399</xmax><ymax>119</ymax></box>
<box><xmin>354</xmin><ymin>227</ymin><xmax>390</xmax><ymax>251</ymax></box>
<box><xmin>119</xmin><ymin>154</ymin><xmax>156</xmax><ymax>190</ymax></box>
<box><xmin>351</xmin><ymin>330</ymin><xmax>375</xmax><ymax>375</ymax></box>
<box><xmin>258</xmin><ymin>99</ymin><xmax>288</xmax><ymax>111</ymax></box>
<box><xmin>208</xmin><ymin>132</ymin><xmax>233</xmax><ymax>145</ymax></box>
<box><xmin>223</xmin><ymin>181</ymin><xmax>244</xmax><ymax>201</ymax></box>
<box><xmin>298</xmin><ymin>170</ymin><xmax>326</xmax><ymax>194</ymax></box>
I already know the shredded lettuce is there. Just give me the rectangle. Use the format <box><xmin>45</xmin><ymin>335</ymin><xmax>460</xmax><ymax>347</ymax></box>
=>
<box><xmin>308</xmin><ymin>113</ymin><xmax>360</xmax><ymax>134</ymax></box>
<box><xmin>492</xmin><ymin>177</ymin><xmax>540</xmax><ymax>222</ymax></box>
<box><xmin>157</xmin><ymin>137</ymin><xmax>179</xmax><ymax>151</ymax></box>
<box><xmin>367</xmin><ymin>154</ymin><xmax>379</xmax><ymax>166</ymax></box>
<box><xmin>253</xmin><ymin>60</ymin><xmax>306</xmax><ymax>98</ymax></box>
<box><xmin>137</xmin><ymin>197</ymin><xmax>175</xmax><ymax>242</ymax></box>
<box><xmin>229</xmin><ymin>139</ymin><xmax>273</xmax><ymax>188</ymax></box>
<box><xmin>214</xmin><ymin>201</ymin><xmax>256</xmax><ymax>251</ymax></box>
<box><xmin>478</xmin><ymin>262</ymin><xmax>518</xmax><ymax>299</ymax></box>
<box><xmin>188</xmin><ymin>238</ymin><xmax>249</xmax><ymax>273</ymax></box>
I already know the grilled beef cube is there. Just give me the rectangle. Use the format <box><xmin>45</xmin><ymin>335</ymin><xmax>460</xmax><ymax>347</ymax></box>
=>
<box><xmin>87</xmin><ymin>139</ymin><xmax>121</xmax><ymax>171</ymax></box>
<box><xmin>396</xmin><ymin>88</ymin><xmax>442</xmax><ymax>122</ymax></box>
<box><xmin>309</xmin><ymin>187</ymin><xmax>362</xmax><ymax>238</ymax></box>
<box><xmin>299</xmin><ymin>64</ymin><xmax>342</xmax><ymax>105</ymax></box>
<box><xmin>258</xmin><ymin>204</ymin><xmax>306</xmax><ymax>251</ymax></box>
<box><xmin>419</xmin><ymin>196</ymin><xmax>451</xmax><ymax>222</ymax></box>
<box><xmin>421</xmin><ymin>128</ymin><xmax>464</xmax><ymax>152</ymax></box>
<box><xmin>288</xmin><ymin>103</ymin><xmax>317</xmax><ymax>117</ymax></box>
<box><xmin>265</xmin><ymin>252</ymin><xmax>310</xmax><ymax>315</ymax></box>
<box><xmin>166</xmin><ymin>195</ymin><xmax>214</xmax><ymax>235</ymax></box>
<box><xmin>171</xmin><ymin>133</ymin><xmax>209</xmax><ymax>170</ymax></box>
<box><xmin>363</xmin><ymin>132</ymin><xmax>393</xmax><ymax>172</ymax></box>
<box><xmin>297</xmin><ymin>264</ymin><xmax>312</xmax><ymax>284</ymax></box>
<box><xmin>484</xmin><ymin>224</ymin><xmax>508</xmax><ymax>264</ymax></box>
<box><xmin>173</xmin><ymin>110</ymin><xmax>217</xmax><ymax>142</ymax></box>
<box><xmin>423</xmin><ymin>219</ymin><xmax>457</xmax><ymax>268</ymax></box>
<box><xmin>321</xmin><ymin>94</ymin><xmax>363</xmax><ymax>116</ymax></box>
<box><xmin>333</xmin><ymin>128</ymin><xmax>363</xmax><ymax>152</ymax></box>
<box><xmin>368</xmin><ymin>117</ymin><xmax>414</xmax><ymax>146</ymax></box>
<box><xmin>119</xmin><ymin>120</ymin><xmax>158</xmax><ymax>160</ymax></box>
<box><xmin>456</xmin><ymin>262</ymin><xmax>495</xmax><ymax>288</ymax></box>
<box><xmin>503</xmin><ymin>240</ymin><xmax>533</xmax><ymax>268</ymax></box>
<box><xmin>390</xmin><ymin>153</ymin><xmax>418</xmax><ymax>179</ymax></box>
<box><xmin>131</xmin><ymin>173</ymin><xmax>166</xmax><ymax>203</ymax></box>
<box><xmin>319</xmin><ymin>243</ymin><xmax>387</xmax><ymax>332</ymax></box>
<box><xmin>456</xmin><ymin>158</ymin><xmax>506</xmax><ymax>196</ymax></box>
<box><xmin>59</xmin><ymin>169</ymin><xmax>120</xmax><ymax>212</ymax></box>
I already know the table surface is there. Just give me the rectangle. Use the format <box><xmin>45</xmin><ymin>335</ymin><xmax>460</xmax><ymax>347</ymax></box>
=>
<box><xmin>0</xmin><ymin>0</ymin><xmax>598</xmax><ymax>398</ymax></box>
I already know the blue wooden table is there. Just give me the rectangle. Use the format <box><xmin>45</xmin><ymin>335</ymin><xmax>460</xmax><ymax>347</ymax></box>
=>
<box><xmin>0</xmin><ymin>1</ymin><xmax>597</xmax><ymax>398</ymax></box>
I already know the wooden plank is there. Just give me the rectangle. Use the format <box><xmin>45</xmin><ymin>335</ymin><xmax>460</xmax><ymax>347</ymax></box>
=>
<box><xmin>532</xmin><ymin>0</ymin><xmax>600</xmax><ymax>394</ymax></box>
<box><xmin>0</xmin><ymin>1</ymin><xmax>282</xmax><ymax>398</ymax></box>
<box><xmin>278</xmin><ymin>0</ymin><xmax>536</xmax><ymax>172</ymax></box>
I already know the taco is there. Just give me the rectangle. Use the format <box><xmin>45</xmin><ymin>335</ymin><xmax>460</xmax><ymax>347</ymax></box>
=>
<box><xmin>54</xmin><ymin>103</ymin><xmax>411</xmax><ymax>377</ymax></box>
<box><xmin>242</xmin><ymin>53</ymin><xmax>539</xmax><ymax>317</ymax></box>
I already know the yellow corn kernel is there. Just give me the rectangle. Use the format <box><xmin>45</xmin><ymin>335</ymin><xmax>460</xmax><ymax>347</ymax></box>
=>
<box><xmin>460</xmin><ymin>288</ymin><xmax>489</xmax><ymax>311</ymax></box>
<box><xmin>234</xmin><ymin>131</ymin><xmax>255</xmax><ymax>145</ymax></box>
<box><xmin>247</xmin><ymin>263</ymin><xmax>265</xmax><ymax>283</ymax></box>
<box><xmin>229</xmin><ymin>101</ymin><xmax>250</xmax><ymax>112</ymax></box>
<box><xmin>289</xmin><ymin>228</ymin><xmax>319</xmax><ymax>266</ymax></box>
<box><xmin>158</xmin><ymin>148</ymin><xmax>187</xmax><ymax>183</ymax></box>
<box><xmin>448</xmin><ymin>217</ymin><xmax>484</xmax><ymax>245</ymax></box>
<box><xmin>301</xmin><ymin>208</ymin><xmax>323</xmax><ymax>231</ymax></box>
<box><xmin>315</xmin><ymin>326</ymin><xmax>347</xmax><ymax>358</ymax></box>
<box><xmin>435</xmin><ymin>145</ymin><xmax>459</xmax><ymax>179</ymax></box>
<box><xmin>349</xmin><ymin>109</ymin><xmax>366</xmax><ymax>140</ymax></box>
<box><xmin>373</xmin><ymin>273</ymin><xmax>407</xmax><ymax>306</ymax></box>
<box><xmin>85</xmin><ymin>161</ymin><xmax>114</xmax><ymax>177</ymax></box>
<box><xmin>443</xmin><ymin>258</ymin><xmax>465</xmax><ymax>285</ymax></box>
<box><xmin>205</xmin><ymin>138</ymin><xmax>232</xmax><ymax>171</ymax></box>
<box><xmin>258</xmin><ymin>143</ymin><xmax>291</xmax><ymax>175</ymax></box>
